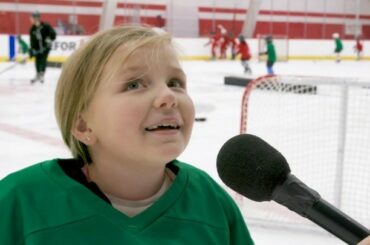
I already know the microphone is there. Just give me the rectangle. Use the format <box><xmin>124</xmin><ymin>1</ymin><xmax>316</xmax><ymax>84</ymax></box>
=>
<box><xmin>216</xmin><ymin>134</ymin><xmax>370</xmax><ymax>245</ymax></box>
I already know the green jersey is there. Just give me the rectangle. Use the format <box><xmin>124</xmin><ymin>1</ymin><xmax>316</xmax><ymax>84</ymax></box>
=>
<box><xmin>18</xmin><ymin>38</ymin><xmax>29</xmax><ymax>53</ymax></box>
<box><xmin>267</xmin><ymin>42</ymin><xmax>276</xmax><ymax>62</ymax></box>
<box><xmin>334</xmin><ymin>38</ymin><xmax>343</xmax><ymax>53</ymax></box>
<box><xmin>0</xmin><ymin>159</ymin><xmax>254</xmax><ymax>245</ymax></box>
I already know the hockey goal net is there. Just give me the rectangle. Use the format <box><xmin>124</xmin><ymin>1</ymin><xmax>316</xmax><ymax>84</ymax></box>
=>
<box><xmin>237</xmin><ymin>75</ymin><xmax>370</xmax><ymax>230</ymax></box>
<box><xmin>257</xmin><ymin>35</ymin><xmax>289</xmax><ymax>62</ymax></box>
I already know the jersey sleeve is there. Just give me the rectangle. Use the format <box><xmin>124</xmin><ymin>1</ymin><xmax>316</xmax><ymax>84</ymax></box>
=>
<box><xmin>221</xmin><ymin>188</ymin><xmax>255</xmax><ymax>245</ymax></box>
<box><xmin>46</xmin><ymin>23</ymin><xmax>57</xmax><ymax>41</ymax></box>
<box><xmin>0</xmin><ymin>179</ymin><xmax>24</xmax><ymax>245</ymax></box>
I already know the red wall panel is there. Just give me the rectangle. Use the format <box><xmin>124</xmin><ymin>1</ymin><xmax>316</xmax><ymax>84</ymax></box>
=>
<box><xmin>198</xmin><ymin>6</ymin><xmax>370</xmax><ymax>39</ymax></box>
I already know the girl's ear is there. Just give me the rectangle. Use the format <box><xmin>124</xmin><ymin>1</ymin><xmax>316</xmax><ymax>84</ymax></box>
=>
<box><xmin>71</xmin><ymin>115</ymin><xmax>96</xmax><ymax>145</ymax></box>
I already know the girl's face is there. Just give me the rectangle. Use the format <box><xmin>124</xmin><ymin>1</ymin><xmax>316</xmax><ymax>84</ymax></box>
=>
<box><xmin>83</xmin><ymin>43</ymin><xmax>195</xmax><ymax>168</ymax></box>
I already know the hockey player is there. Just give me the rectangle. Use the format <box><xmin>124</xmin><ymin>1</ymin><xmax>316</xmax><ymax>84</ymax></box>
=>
<box><xmin>0</xmin><ymin>36</ymin><xmax>29</xmax><ymax>75</ymax></box>
<box><xmin>204</xmin><ymin>31</ymin><xmax>220</xmax><ymax>60</ymax></box>
<box><xmin>332</xmin><ymin>33</ymin><xmax>343</xmax><ymax>63</ymax></box>
<box><xmin>229</xmin><ymin>33</ymin><xmax>237</xmax><ymax>60</ymax></box>
<box><xmin>29</xmin><ymin>10</ymin><xmax>56</xmax><ymax>84</ymax></box>
<box><xmin>0</xmin><ymin>25</ymin><xmax>254</xmax><ymax>245</ymax></box>
<box><xmin>354</xmin><ymin>35</ymin><xmax>363</xmax><ymax>61</ymax></box>
<box><xmin>236</xmin><ymin>35</ymin><xmax>252</xmax><ymax>74</ymax></box>
<box><xmin>17</xmin><ymin>35</ymin><xmax>29</xmax><ymax>64</ymax></box>
<box><xmin>217</xmin><ymin>24</ymin><xmax>229</xmax><ymax>59</ymax></box>
<box><xmin>259</xmin><ymin>35</ymin><xmax>276</xmax><ymax>75</ymax></box>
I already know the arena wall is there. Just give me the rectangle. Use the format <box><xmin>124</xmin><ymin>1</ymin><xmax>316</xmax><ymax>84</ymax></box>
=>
<box><xmin>0</xmin><ymin>34</ymin><xmax>369</xmax><ymax>62</ymax></box>
<box><xmin>1</xmin><ymin>0</ymin><xmax>370</xmax><ymax>39</ymax></box>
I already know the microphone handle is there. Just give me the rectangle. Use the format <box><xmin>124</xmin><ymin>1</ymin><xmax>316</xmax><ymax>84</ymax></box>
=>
<box><xmin>305</xmin><ymin>198</ymin><xmax>370</xmax><ymax>245</ymax></box>
<box><xmin>272</xmin><ymin>174</ymin><xmax>370</xmax><ymax>245</ymax></box>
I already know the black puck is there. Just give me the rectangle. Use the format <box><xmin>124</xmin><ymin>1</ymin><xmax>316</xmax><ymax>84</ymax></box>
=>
<box><xmin>195</xmin><ymin>117</ymin><xmax>207</xmax><ymax>122</ymax></box>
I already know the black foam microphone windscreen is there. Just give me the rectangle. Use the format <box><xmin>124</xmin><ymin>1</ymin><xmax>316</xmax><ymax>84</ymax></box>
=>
<box><xmin>216</xmin><ymin>134</ymin><xmax>290</xmax><ymax>201</ymax></box>
<box><xmin>216</xmin><ymin>134</ymin><xmax>370</xmax><ymax>245</ymax></box>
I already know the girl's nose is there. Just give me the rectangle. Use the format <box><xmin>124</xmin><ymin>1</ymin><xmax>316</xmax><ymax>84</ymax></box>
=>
<box><xmin>153</xmin><ymin>86</ymin><xmax>178</xmax><ymax>109</ymax></box>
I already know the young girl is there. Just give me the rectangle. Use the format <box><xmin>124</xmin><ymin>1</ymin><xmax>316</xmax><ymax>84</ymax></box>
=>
<box><xmin>0</xmin><ymin>25</ymin><xmax>254</xmax><ymax>244</ymax></box>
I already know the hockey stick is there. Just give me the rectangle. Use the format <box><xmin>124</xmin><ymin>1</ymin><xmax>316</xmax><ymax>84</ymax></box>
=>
<box><xmin>0</xmin><ymin>57</ymin><xmax>29</xmax><ymax>76</ymax></box>
<box><xmin>0</xmin><ymin>41</ymin><xmax>54</xmax><ymax>76</ymax></box>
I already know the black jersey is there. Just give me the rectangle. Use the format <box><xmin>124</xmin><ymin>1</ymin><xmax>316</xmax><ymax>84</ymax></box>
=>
<box><xmin>29</xmin><ymin>22</ymin><xmax>56</xmax><ymax>52</ymax></box>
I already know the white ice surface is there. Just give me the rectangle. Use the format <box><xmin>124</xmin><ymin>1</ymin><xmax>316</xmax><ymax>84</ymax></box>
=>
<box><xmin>1</xmin><ymin>59</ymin><xmax>370</xmax><ymax>244</ymax></box>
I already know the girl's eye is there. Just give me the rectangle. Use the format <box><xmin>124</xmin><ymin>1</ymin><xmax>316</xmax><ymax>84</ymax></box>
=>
<box><xmin>168</xmin><ymin>78</ymin><xmax>185</xmax><ymax>88</ymax></box>
<box><xmin>126</xmin><ymin>80</ymin><xmax>143</xmax><ymax>91</ymax></box>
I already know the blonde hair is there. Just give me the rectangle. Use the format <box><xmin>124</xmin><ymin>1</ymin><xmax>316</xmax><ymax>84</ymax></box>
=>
<box><xmin>55</xmin><ymin>25</ymin><xmax>171</xmax><ymax>164</ymax></box>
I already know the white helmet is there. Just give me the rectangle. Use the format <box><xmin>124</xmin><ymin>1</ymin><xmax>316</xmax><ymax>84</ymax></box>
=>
<box><xmin>332</xmin><ymin>33</ymin><xmax>339</xmax><ymax>39</ymax></box>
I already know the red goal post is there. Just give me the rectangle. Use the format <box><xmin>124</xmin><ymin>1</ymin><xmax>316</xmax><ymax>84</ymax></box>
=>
<box><xmin>237</xmin><ymin>74</ymin><xmax>370</xmax><ymax>230</ymax></box>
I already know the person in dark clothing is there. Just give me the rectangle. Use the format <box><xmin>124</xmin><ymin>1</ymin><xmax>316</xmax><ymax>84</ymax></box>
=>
<box><xmin>29</xmin><ymin>11</ymin><xmax>56</xmax><ymax>84</ymax></box>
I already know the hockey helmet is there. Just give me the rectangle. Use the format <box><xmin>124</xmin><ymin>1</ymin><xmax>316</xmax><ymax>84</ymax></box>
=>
<box><xmin>265</xmin><ymin>35</ymin><xmax>272</xmax><ymax>42</ymax></box>
<box><xmin>332</xmin><ymin>33</ymin><xmax>339</xmax><ymax>39</ymax></box>
<box><xmin>31</xmin><ymin>11</ymin><xmax>41</xmax><ymax>19</ymax></box>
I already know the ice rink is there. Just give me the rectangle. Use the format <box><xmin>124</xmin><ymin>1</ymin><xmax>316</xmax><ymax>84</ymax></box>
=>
<box><xmin>1</xmin><ymin>58</ymin><xmax>369</xmax><ymax>244</ymax></box>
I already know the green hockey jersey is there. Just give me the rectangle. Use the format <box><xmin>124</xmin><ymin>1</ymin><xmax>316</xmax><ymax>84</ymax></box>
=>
<box><xmin>0</xmin><ymin>159</ymin><xmax>254</xmax><ymax>245</ymax></box>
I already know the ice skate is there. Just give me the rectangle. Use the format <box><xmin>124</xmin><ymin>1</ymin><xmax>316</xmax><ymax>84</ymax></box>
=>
<box><xmin>244</xmin><ymin>67</ymin><xmax>252</xmax><ymax>74</ymax></box>
<box><xmin>39</xmin><ymin>72</ymin><xmax>44</xmax><ymax>83</ymax></box>
<box><xmin>30</xmin><ymin>75</ymin><xmax>39</xmax><ymax>84</ymax></box>
<box><xmin>31</xmin><ymin>72</ymin><xmax>44</xmax><ymax>84</ymax></box>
